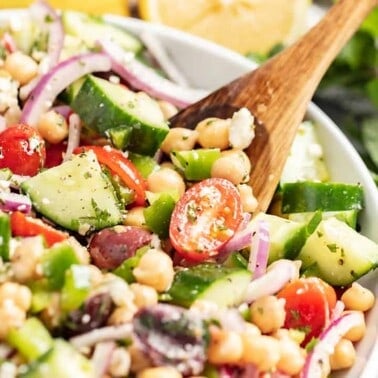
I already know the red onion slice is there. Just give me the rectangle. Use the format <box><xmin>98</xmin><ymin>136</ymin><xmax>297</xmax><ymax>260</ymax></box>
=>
<box><xmin>98</xmin><ymin>39</ymin><xmax>208</xmax><ymax>108</ymax></box>
<box><xmin>21</xmin><ymin>53</ymin><xmax>111</xmax><ymax>127</ymax></box>
<box><xmin>29</xmin><ymin>0</ymin><xmax>63</xmax><ymax>68</ymax></box>
<box><xmin>63</xmin><ymin>113</ymin><xmax>81</xmax><ymax>162</ymax></box>
<box><xmin>70</xmin><ymin>323</ymin><xmax>133</xmax><ymax>349</ymax></box>
<box><xmin>1</xmin><ymin>32</ymin><xmax>17</xmax><ymax>53</ymax></box>
<box><xmin>0</xmin><ymin>192</ymin><xmax>32</xmax><ymax>214</ymax></box>
<box><xmin>248</xmin><ymin>220</ymin><xmax>270</xmax><ymax>278</ymax></box>
<box><xmin>245</xmin><ymin>259</ymin><xmax>301</xmax><ymax>303</ymax></box>
<box><xmin>301</xmin><ymin>311</ymin><xmax>364</xmax><ymax>378</ymax></box>
<box><xmin>91</xmin><ymin>341</ymin><xmax>116</xmax><ymax>378</ymax></box>
<box><xmin>139</xmin><ymin>32</ymin><xmax>189</xmax><ymax>87</ymax></box>
<box><xmin>53</xmin><ymin>105</ymin><xmax>73</xmax><ymax>120</ymax></box>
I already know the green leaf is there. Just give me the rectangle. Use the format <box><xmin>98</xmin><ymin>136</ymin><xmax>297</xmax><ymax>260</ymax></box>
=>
<box><xmin>360</xmin><ymin>8</ymin><xmax>378</xmax><ymax>37</ymax></box>
<box><xmin>366</xmin><ymin>79</ymin><xmax>378</xmax><ymax>108</ymax></box>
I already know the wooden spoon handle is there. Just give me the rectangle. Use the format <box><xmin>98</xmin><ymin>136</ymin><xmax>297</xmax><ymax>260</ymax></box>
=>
<box><xmin>170</xmin><ymin>0</ymin><xmax>376</xmax><ymax>213</ymax></box>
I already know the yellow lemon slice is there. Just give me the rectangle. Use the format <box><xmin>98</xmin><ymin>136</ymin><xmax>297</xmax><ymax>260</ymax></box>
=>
<box><xmin>0</xmin><ymin>0</ymin><xmax>129</xmax><ymax>15</ymax></box>
<box><xmin>139</xmin><ymin>0</ymin><xmax>310</xmax><ymax>54</ymax></box>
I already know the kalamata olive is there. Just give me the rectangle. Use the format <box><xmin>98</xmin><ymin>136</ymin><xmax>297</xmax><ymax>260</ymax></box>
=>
<box><xmin>88</xmin><ymin>225</ymin><xmax>152</xmax><ymax>269</ymax></box>
<box><xmin>63</xmin><ymin>293</ymin><xmax>114</xmax><ymax>337</ymax></box>
<box><xmin>133</xmin><ymin>303</ymin><xmax>209</xmax><ymax>376</ymax></box>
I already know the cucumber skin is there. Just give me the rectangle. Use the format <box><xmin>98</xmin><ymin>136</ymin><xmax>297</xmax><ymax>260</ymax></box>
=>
<box><xmin>298</xmin><ymin>218</ymin><xmax>378</xmax><ymax>286</ymax></box>
<box><xmin>167</xmin><ymin>264</ymin><xmax>251</xmax><ymax>308</ymax></box>
<box><xmin>281</xmin><ymin>182</ymin><xmax>364</xmax><ymax>213</ymax></box>
<box><xmin>71</xmin><ymin>76</ymin><xmax>169</xmax><ymax>156</ymax></box>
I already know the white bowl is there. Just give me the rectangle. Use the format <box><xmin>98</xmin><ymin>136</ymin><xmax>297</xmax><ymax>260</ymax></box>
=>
<box><xmin>1</xmin><ymin>10</ymin><xmax>378</xmax><ymax>377</ymax></box>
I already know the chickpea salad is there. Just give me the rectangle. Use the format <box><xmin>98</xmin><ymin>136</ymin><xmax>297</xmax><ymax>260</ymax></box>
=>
<box><xmin>0</xmin><ymin>2</ymin><xmax>378</xmax><ymax>378</ymax></box>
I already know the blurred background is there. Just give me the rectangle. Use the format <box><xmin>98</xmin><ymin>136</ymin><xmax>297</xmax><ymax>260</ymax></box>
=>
<box><xmin>1</xmin><ymin>0</ymin><xmax>377</xmax><ymax>184</ymax></box>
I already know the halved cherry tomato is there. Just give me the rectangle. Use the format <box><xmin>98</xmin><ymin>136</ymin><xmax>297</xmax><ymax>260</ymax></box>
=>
<box><xmin>169</xmin><ymin>178</ymin><xmax>243</xmax><ymax>262</ymax></box>
<box><xmin>74</xmin><ymin>145</ymin><xmax>147</xmax><ymax>206</ymax></box>
<box><xmin>10</xmin><ymin>211</ymin><xmax>69</xmax><ymax>247</ymax></box>
<box><xmin>277</xmin><ymin>277</ymin><xmax>337</xmax><ymax>345</ymax></box>
<box><xmin>0</xmin><ymin>124</ymin><xmax>46</xmax><ymax>176</ymax></box>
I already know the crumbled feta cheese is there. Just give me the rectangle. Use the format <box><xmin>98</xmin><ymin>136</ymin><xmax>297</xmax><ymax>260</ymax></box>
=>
<box><xmin>0</xmin><ymin>77</ymin><xmax>19</xmax><ymax>114</ymax></box>
<box><xmin>229</xmin><ymin>107</ymin><xmax>255</xmax><ymax>149</ymax></box>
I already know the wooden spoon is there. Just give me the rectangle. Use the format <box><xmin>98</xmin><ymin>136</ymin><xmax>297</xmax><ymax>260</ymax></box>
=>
<box><xmin>170</xmin><ymin>0</ymin><xmax>377</xmax><ymax>213</ymax></box>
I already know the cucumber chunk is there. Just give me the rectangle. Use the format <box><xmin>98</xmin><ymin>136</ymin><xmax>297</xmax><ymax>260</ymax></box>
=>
<box><xmin>281</xmin><ymin>182</ymin><xmax>364</xmax><ymax>213</ymax></box>
<box><xmin>288</xmin><ymin>209</ymin><xmax>358</xmax><ymax>229</ymax></box>
<box><xmin>20</xmin><ymin>339</ymin><xmax>93</xmax><ymax>378</ymax></box>
<box><xmin>167</xmin><ymin>264</ymin><xmax>251</xmax><ymax>308</ymax></box>
<box><xmin>251</xmin><ymin>213</ymin><xmax>308</xmax><ymax>262</ymax></box>
<box><xmin>71</xmin><ymin>75</ymin><xmax>169</xmax><ymax>156</ymax></box>
<box><xmin>21</xmin><ymin>151</ymin><xmax>123</xmax><ymax>234</ymax></box>
<box><xmin>298</xmin><ymin>217</ymin><xmax>378</xmax><ymax>286</ymax></box>
<box><xmin>62</xmin><ymin>11</ymin><xmax>142</xmax><ymax>53</ymax></box>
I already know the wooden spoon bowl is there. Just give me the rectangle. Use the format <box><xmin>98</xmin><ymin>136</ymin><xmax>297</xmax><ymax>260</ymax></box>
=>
<box><xmin>170</xmin><ymin>0</ymin><xmax>377</xmax><ymax>213</ymax></box>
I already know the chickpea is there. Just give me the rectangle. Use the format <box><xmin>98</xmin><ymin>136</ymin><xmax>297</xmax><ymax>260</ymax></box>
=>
<box><xmin>130</xmin><ymin>283</ymin><xmax>158</xmax><ymax>309</ymax></box>
<box><xmin>160</xmin><ymin>128</ymin><xmax>198</xmax><ymax>154</ymax></box>
<box><xmin>277</xmin><ymin>337</ymin><xmax>306</xmax><ymax>376</ymax></box>
<box><xmin>129</xmin><ymin>343</ymin><xmax>152</xmax><ymax>373</ymax></box>
<box><xmin>137</xmin><ymin>366</ymin><xmax>182</xmax><ymax>378</ymax></box>
<box><xmin>4</xmin><ymin>106</ymin><xmax>22</xmax><ymax>125</ymax></box>
<box><xmin>108</xmin><ymin>306</ymin><xmax>137</xmax><ymax>325</ymax></box>
<box><xmin>4</xmin><ymin>51</ymin><xmax>38</xmax><ymax>85</ymax></box>
<box><xmin>329</xmin><ymin>338</ymin><xmax>356</xmax><ymax>371</ymax></box>
<box><xmin>37</xmin><ymin>110</ymin><xmax>69</xmax><ymax>144</ymax></box>
<box><xmin>244</xmin><ymin>322</ymin><xmax>261</xmax><ymax>337</ymax></box>
<box><xmin>109</xmin><ymin>347</ymin><xmax>131</xmax><ymax>377</ymax></box>
<box><xmin>240</xmin><ymin>334</ymin><xmax>281</xmax><ymax>372</ymax></box>
<box><xmin>124</xmin><ymin>206</ymin><xmax>147</xmax><ymax>228</ymax></box>
<box><xmin>211</xmin><ymin>149</ymin><xmax>251</xmax><ymax>185</ymax></box>
<box><xmin>11</xmin><ymin>236</ymin><xmax>45</xmax><ymax>283</ymax></box>
<box><xmin>195</xmin><ymin>117</ymin><xmax>230</xmax><ymax>150</ymax></box>
<box><xmin>98</xmin><ymin>273</ymin><xmax>135</xmax><ymax>308</ymax></box>
<box><xmin>341</xmin><ymin>283</ymin><xmax>375</xmax><ymax>312</ymax></box>
<box><xmin>147</xmin><ymin>167</ymin><xmax>185</xmax><ymax>197</ymax></box>
<box><xmin>158</xmin><ymin>100</ymin><xmax>178</xmax><ymax>120</ymax></box>
<box><xmin>0</xmin><ymin>282</ymin><xmax>31</xmax><ymax>312</ymax></box>
<box><xmin>207</xmin><ymin>328</ymin><xmax>243</xmax><ymax>365</ymax></box>
<box><xmin>250</xmin><ymin>295</ymin><xmax>286</xmax><ymax>334</ymax></box>
<box><xmin>40</xmin><ymin>292</ymin><xmax>61</xmax><ymax>329</ymax></box>
<box><xmin>0</xmin><ymin>301</ymin><xmax>26</xmax><ymax>339</ymax></box>
<box><xmin>273</xmin><ymin>328</ymin><xmax>305</xmax><ymax>345</ymax></box>
<box><xmin>133</xmin><ymin>249</ymin><xmax>175</xmax><ymax>292</ymax></box>
<box><xmin>237</xmin><ymin>184</ymin><xmax>258</xmax><ymax>213</ymax></box>
<box><xmin>343</xmin><ymin>311</ymin><xmax>366</xmax><ymax>342</ymax></box>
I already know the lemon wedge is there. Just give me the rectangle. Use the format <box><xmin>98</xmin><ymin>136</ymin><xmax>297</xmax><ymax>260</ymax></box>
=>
<box><xmin>0</xmin><ymin>0</ymin><xmax>129</xmax><ymax>15</ymax></box>
<box><xmin>138</xmin><ymin>0</ymin><xmax>310</xmax><ymax>54</ymax></box>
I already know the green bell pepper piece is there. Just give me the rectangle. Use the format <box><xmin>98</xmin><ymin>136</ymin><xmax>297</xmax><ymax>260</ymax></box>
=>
<box><xmin>128</xmin><ymin>152</ymin><xmax>159</xmax><ymax>178</ymax></box>
<box><xmin>143</xmin><ymin>192</ymin><xmax>176</xmax><ymax>238</ymax></box>
<box><xmin>41</xmin><ymin>242</ymin><xmax>79</xmax><ymax>290</ymax></box>
<box><xmin>171</xmin><ymin>148</ymin><xmax>221</xmax><ymax>181</ymax></box>
<box><xmin>7</xmin><ymin>317</ymin><xmax>53</xmax><ymax>361</ymax></box>
<box><xmin>113</xmin><ymin>246</ymin><xmax>148</xmax><ymax>283</ymax></box>
<box><xmin>0</xmin><ymin>211</ymin><xmax>10</xmax><ymax>260</ymax></box>
<box><xmin>61</xmin><ymin>264</ymin><xmax>91</xmax><ymax>312</ymax></box>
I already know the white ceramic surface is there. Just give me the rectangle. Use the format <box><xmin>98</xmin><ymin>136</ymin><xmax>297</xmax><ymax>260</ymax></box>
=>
<box><xmin>1</xmin><ymin>9</ymin><xmax>378</xmax><ymax>378</ymax></box>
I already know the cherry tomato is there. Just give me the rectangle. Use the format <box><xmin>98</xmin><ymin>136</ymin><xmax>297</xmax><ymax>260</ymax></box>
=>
<box><xmin>169</xmin><ymin>178</ymin><xmax>243</xmax><ymax>262</ymax></box>
<box><xmin>277</xmin><ymin>277</ymin><xmax>337</xmax><ymax>345</ymax></box>
<box><xmin>0</xmin><ymin>124</ymin><xmax>46</xmax><ymax>176</ymax></box>
<box><xmin>74</xmin><ymin>145</ymin><xmax>147</xmax><ymax>206</ymax></box>
<box><xmin>45</xmin><ymin>141</ymin><xmax>67</xmax><ymax>168</ymax></box>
